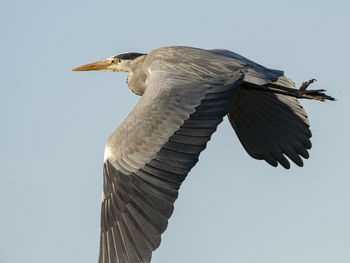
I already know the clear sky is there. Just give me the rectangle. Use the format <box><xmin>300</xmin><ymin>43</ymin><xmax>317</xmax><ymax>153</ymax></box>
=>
<box><xmin>1</xmin><ymin>0</ymin><xmax>349</xmax><ymax>262</ymax></box>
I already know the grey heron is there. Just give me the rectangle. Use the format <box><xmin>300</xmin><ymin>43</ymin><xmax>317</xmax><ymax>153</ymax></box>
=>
<box><xmin>72</xmin><ymin>46</ymin><xmax>334</xmax><ymax>263</ymax></box>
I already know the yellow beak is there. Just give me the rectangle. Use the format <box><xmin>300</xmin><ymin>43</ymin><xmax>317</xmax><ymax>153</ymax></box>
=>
<box><xmin>72</xmin><ymin>60</ymin><xmax>111</xmax><ymax>71</ymax></box>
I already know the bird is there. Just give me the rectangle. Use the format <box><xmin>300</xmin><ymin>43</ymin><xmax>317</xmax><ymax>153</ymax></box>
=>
<box><xmin>72</xmin><ymin>46</ymin><xmax>334</xmax><ymax>263</ymax></box>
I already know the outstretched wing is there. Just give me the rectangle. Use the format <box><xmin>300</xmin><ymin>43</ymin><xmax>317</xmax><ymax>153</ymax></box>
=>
<box><xmin>211</xmin><ymin>49</ymin><xmax>312</xmax><ymax>168</ymax></box>
<box><xmin>99</xmin><ymin>70</ymin><xmax>244</xmax><ymax>263</ymax></box>
<box><xmin>228</xmin><ymin>87</ymin><xmax>311</xmax><ymax>169</ymax></box>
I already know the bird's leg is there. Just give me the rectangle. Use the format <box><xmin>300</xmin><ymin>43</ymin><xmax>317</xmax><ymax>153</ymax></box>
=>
<box><xmin>296</xmin><ymin>79</ymin><xmax>335</xmax><ymax>101</ymax></box>
<box><xmin>248</xmin><ymin>80</ymin><xmax>335</xmax><ymax>101</ymax></box>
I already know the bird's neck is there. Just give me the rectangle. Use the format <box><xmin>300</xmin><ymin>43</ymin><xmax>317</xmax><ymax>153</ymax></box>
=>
<box><xmin>127</xmin><ymin>55</ymin><xmax>148</xmax><ymax>96</ymax></box>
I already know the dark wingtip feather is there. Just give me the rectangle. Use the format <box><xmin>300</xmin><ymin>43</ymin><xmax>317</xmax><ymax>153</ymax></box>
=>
<box><xmin>272</xmin><ymin>152</ymin><xmax>291</xmax><ymax>169</ymax></box>
<box><xmin>263</xmin><ymin>154</ymin><xmax>278</xmax><ymax>167</ymax></box>
<box><xmin>284</xmin><ymin>150</ymin><xmax>304</xmax><ymax>167</ymax></box>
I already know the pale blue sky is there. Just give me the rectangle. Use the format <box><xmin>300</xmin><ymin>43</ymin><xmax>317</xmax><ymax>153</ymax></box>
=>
<box><xmin>1</xmin><ymin>0</ymin><xmax>349</xmax><ymax>262</ymax></box>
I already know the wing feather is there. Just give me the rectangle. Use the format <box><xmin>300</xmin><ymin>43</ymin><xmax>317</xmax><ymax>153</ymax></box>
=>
<box><xmin>228</xmin><ymin>88</ymin><xmax>312</xmax><ymax>168</ymax></box>
<box><xmin>99</xmin><ymin>70</ymin><xmax>244</xmax><ymax>263</ymax></box>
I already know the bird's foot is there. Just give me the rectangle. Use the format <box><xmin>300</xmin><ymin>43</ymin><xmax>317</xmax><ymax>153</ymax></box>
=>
<box><xmin>299</xmin><ymin>79</ymin><xmax>316</xmax><ymax>93</ymax></box>
<box><xmin>297</xmin><ymin>79</ymin><xmax>335</xmax><ymax>101</ymax></box>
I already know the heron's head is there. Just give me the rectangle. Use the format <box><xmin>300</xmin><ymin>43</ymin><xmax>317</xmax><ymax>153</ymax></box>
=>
<box><xmin>72</xmin><ymin>52</ymin><xmax>145</xmax><ymax>72</ymax></box>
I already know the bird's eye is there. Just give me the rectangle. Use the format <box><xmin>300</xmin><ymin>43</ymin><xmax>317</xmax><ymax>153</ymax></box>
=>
<box><xmin>112</xmin><ymin>58</ymin><xmax>120</xmax><ymax>64</ymax></box>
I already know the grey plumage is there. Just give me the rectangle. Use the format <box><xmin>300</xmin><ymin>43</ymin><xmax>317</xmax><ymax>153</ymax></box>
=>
<box><xmin>72</xmin><ymin>46</ymin><xmax>334</xmax><ymax>263</ymax></box>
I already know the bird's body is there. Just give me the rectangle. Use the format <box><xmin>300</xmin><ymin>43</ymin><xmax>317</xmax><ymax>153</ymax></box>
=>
<box><xmin>125</xmin><ymin>47</ymin><xmax>283</xmax><ymax>94</ymax></box>
<box><xmin>73</xmin><ymin>46</ymin><xmax>334</xmax><ymax>263</ymax></box>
